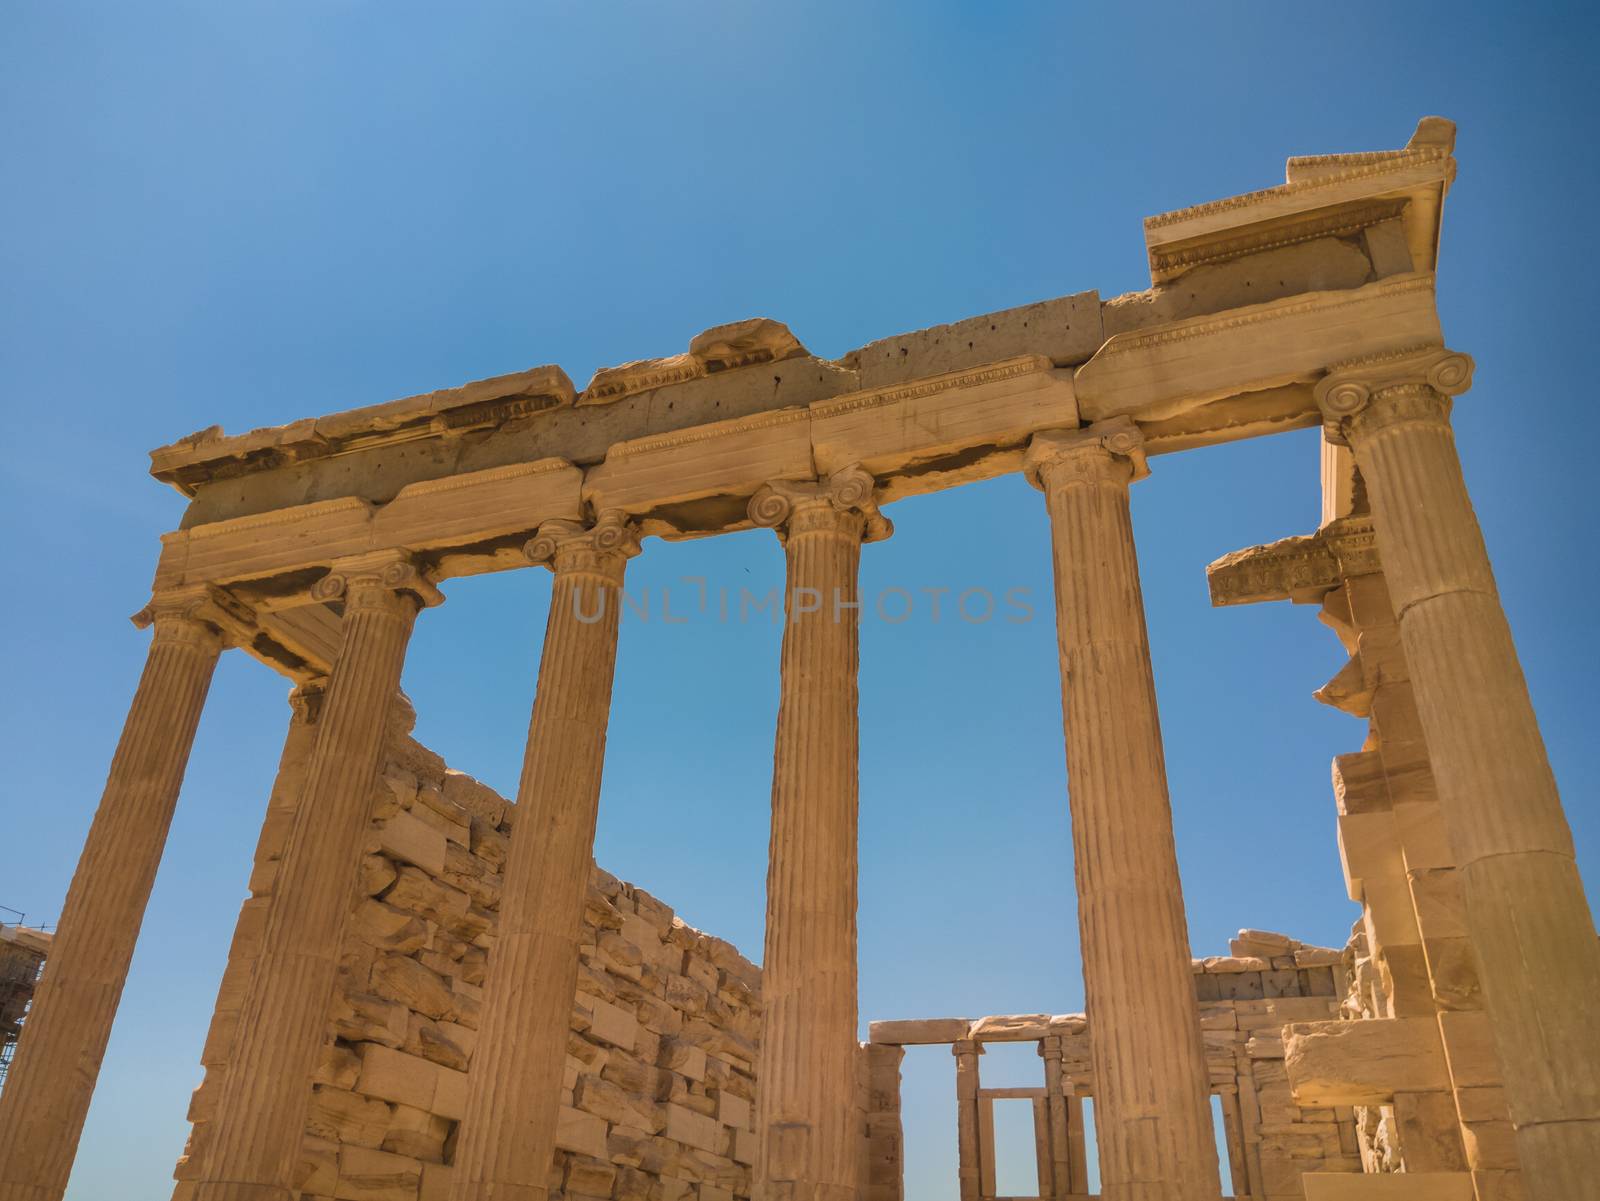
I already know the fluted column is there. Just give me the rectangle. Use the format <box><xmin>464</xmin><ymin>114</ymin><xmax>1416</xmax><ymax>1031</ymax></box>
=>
<box><xmin>0</xmin><ymin>589</ymin><xmax>226</xmax><ymax>1201</ymax></box>
<box><xmin>1318</xmin><ymin>349</ymin><xmax>1600</xmax><ymax>1200</ymax></box>
<box><xmin>448</xmin><ymin>510</ymin><xmax>639</xmax><ymax>1201</ymax></box>
<box><xmin>192</xmin><ymin>552</ymin><xmax>438</xmax><ymax>1201</ymax></box>
<box><xmin>748</xmin><ymin>465</ymin><xmax>890</xmax><ymax>1201</ymax></box>
<box><xmin>1024</xmin><ymin>418</ymin><xmax>1219</xmax><ymax>1201</ymax></box>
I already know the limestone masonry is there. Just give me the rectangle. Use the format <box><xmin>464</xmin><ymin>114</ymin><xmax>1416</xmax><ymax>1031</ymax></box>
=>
<box><xmin>175</xmin><ymin>697</ymin><xmax>764</xmax><ymax>1201</ymax></box>
<box><xmin>1</xmin><ymin>117</ymin><xmax>1595</xmax><ymax>1201</ymax></box>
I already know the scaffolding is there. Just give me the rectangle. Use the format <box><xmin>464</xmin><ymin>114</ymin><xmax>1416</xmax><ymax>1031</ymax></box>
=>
<box><xmin>0</xmin><ymin>911</ymin><xmax>52</xmax><ymax>1090</ymax></box>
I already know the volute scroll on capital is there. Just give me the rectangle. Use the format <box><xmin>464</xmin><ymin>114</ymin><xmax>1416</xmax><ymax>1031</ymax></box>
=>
<box><xmin>309</xmin><ymin>549</ymin><xmax>444</xmax><ymax>611</ymax></box>
<box><xmin>1314</xmin><ymin>346</ymin><xmax>1474</xmax><ymax>446</ymax></box>
<box><xmin>1023</xmin><ymin>415</ymin><xmax>1150</xmax><ymax>492</ymax></box>
<box><xmin>131</xmin><ymin>582</ymin><xmax>252</xmax><ymax>651</ymax></box>
<box><xmin>746</xmin><ymin>463</ymin><xmax>893</xmax><ymax>544</ymax></box>
<box><xmin>522</xmin><ymin>508</ymin><xmax>642</xmax><ymax>578</ymax></box>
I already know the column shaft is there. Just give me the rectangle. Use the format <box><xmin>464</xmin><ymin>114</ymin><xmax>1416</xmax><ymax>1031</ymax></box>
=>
<box><xmin>1039</xmin><ymin>1038</ymin><xmax>1071</xmax><ymax>1200</ymax></box>
<box><xmin>0</xmin><ymin>611</ymin><xmax>222</xmax><ymax>1201</ymax></box>
<box><xmin>750</xmin><ymin>468</ymin><xmax>886</xmax><ymax>1201</ymax></box>
<box><xmin>1342</xmin><ymin>382</ymin><xmax>1600</xmax><ymax>1198</ymax></box>
<box><xmin>449</xmin><ymin>516</ymin><xmax>634</xmax><ymax>1201</ymax></box>
<box><xmin>1027</xmin><ymin>423</ymin><xmax>1219</xmax><ymax>1201</ymax></box>
<box><xmin>192</xmin><ymin>560</ymin><xmax>427</xmax><ymax>1201</ymax></box>
<box><xmin>953</xmin><ymin>1042</ymin><xmax>983</xmax><ymax>1201</ymax></box>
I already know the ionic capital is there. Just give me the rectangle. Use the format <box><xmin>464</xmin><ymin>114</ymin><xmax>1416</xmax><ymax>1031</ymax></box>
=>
<box><xmin>1024</xmin><ymin>415</ymin><xmax>1149</xmax><ymax>492</ymax></box>
<box><xmin>523</xmin><ymin>508</ymin><xmax>641</xmax><ymax>581</ymax></box>
<box><xmin>1315</xmin><ymin>346</ymin><xmax>1473</xmax><ymax>446</ymax></box>
<box><xmin>131</xmin><ymin>583</ymin><xmax>247</xmax><ymax>652</ymax></box>
<box><xmin>747</xmin><ymin>464</ymin><xmax>893</xmax><ymax>544</ymax></box>
<box><xmin>310</xmin><ymin>549</ymin><xmax>443</xmax><ymax>612</ymax></box>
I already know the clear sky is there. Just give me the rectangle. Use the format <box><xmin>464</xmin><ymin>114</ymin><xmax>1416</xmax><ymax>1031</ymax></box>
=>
<box><xmin>2</xmin><ymin>3</ymin><xmax>1596</xmax><ymax>1199</ymax></box>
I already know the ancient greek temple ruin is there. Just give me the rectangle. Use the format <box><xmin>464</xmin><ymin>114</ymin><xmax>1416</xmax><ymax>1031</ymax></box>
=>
<box><xmin>0</xmin><ymin>117</ymin><xmax>1594</xmax><ymax>1201</ymax></box>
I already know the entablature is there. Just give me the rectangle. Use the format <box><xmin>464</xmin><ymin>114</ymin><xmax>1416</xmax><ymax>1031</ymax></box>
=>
<box><xmin>144</xmin><ymin>118</ymin><xmax>1458</xmax><ymax>685</ymax></box>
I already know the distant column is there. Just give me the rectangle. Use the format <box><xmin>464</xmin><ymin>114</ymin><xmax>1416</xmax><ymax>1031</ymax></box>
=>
<box><xmin>449</xmin><ymin>511</ymin><xmax>639</xmax><ymax>1201</ymax></box>
<box><xmin>749</xmin><ymin>465</ymin><xmax>890</xmax><ymax>1201</ymax></box>
<box><xmin>953</xmin><ymin>1040</ymin><xmax>984</xmax><ymax>1201</ymax></box>
<box><xmin>1318</xmin><ymin>350</ymin><xmax>1600</xmax><ymax>1200</ymax></box>
<box><xmin>1024</xmin><ymin>418</ymin><xmax>1220</xmax><ymax>1201</ymax></box>
<box><xmin>0</xmin><ymin>589</ymin><xmax>226</xmax><ymax>1201</ymax></box>
<box><xmin>192</xmin><ymin>552</ymin><xmax>438</xmax><ymax>1201</ymax></box>
<box><xmin>1039</xmin><ymin>1036</ymin><xmax>1072</xmax><ymax>1199</ymax></box>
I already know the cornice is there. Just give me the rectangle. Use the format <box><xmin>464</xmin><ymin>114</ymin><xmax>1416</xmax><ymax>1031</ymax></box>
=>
<box><xmin>1144</xmin><ymin>147</ymin><xmax>1450</xmax><ymax>235</ymax></box>
<box><xmin>390</xmin><ymin>456</ymin><xmax>574</xmax><ymax>499</ymax></box>
<box><xmin>604</xmin><ymin>405</ymin><xmax>812</xmax><ymax>461</ymax></box>
<box><xmin>1206</xmin><ymin>516</ymin><xmax>1380</xmax><ymax>608</ymax></box>
<box><xmin>1148</xmin><ymin>198</ymin><xmax>1407</xmax><ymax>281</ymax></box>
<box><xmin>808</xmin><ymin>356</ymin><xmax>1051</xmax><ymax>420</ymax></box>
<box><xmin>182</xmin><ymin>496</ymin><xmax>374</xmax><ymax>540</ymax></box>
<box><xmin>1095</xmin><ymin>274</ymin><xmax>1436</xmax><ymax>361</ymax></box>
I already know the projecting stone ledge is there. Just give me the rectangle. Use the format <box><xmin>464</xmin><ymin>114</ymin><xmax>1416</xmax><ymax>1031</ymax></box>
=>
<box><xmin>1284</xmin><ymin>1016</ymin><xmax>1450</xmax><ymax>1106</ymax></box>
<box><xmin>867</xmin><ymin>1018</ymin><xmax>974</xmax><ymax>1046</ymax></box>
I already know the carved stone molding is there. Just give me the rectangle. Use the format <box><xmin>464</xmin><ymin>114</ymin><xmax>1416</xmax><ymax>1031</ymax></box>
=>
<box><xmin>288</xmin><ymin>680</ymin><xmax>327</xmax><ymax>725</ymax></box>
<box><xmin>1023</xmin><ymin>415</ymin><xmax>1150</xmax><ymax>491</ymax></box>
<box><xmin>130</xmin><ymin>583</ymin><xmax>249</xmax><ymax>651</ymax></box>
<box><xmin>309</xmin><ymin>549</ymin><xmax>444</xmax><ymax>610</ymax></box>
<box><xmin>1206</xmin><ymin>516</ymin><xmax>1380</xmax><ymax>608</ymax></box>
<box><xmin>747</xmin><ymin>463</ymin><xmax>893</xmax><ymax>544</ymax></box>
<box><xmin>523</xmin><ymin>508</ymin><xmax>642</xmax><ymax>580</ymax></box>
<box><xmin>1314</xmin><ymin>346</ymin><xmax>1474</xmax><ymax>446</ymax></box>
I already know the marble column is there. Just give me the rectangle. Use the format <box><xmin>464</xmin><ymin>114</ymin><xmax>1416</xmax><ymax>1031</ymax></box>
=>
<box><xmin>449</xmin><ymin>510</ymin><xmax>639</xmax><ymax>1201</ymax></box>
<box><xmin>1039</xmin><ymin>1036</ymin><xmax>1072</xmax><ymax>1200</ymax></box>
<box><xmin>0</xmin><ymin>589</ymin><xmax>226</xmax><ymax>1201</ymax></box>
<box><xmin>1318</xmin><ymin>349</ymin><xmax>1600</xmax><ymax>1200</ymax></box>
<box><xmin>1024</xmin><ymin>418</ymin><xmax>1219</xmax><ymax>1201</ymax></box>
<box><xmin>192</xmin><ymin>552</ymin><xmax>438</xmax><ymax>1201</ymax></box>
<box><xmin>748</xmin><ymin>465</ymin><xmax>890</xmax><ymax>1201</ymax></box>
<box><xmin>952</xmin><ymin>1041</ymin><xmax>984</xmax><ymax>1201</ymax></box>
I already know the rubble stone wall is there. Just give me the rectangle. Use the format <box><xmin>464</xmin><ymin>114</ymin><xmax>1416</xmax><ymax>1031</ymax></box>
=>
<box><xmin>1191</xmin><ymin>933</ymin><xmax>1359</xmax><ymax>1198</ymax></box>
<box><xmin>172</xmin><ymin>698</ymin><xmax>764</xmax><ymax>1201</ymax></box>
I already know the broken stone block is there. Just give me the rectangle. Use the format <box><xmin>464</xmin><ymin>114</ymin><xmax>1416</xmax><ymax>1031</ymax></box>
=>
<box><xmin>1284</xmin><ymin>1017</ymin><xmax>1450</xmax><ymax>1106</ymax></box>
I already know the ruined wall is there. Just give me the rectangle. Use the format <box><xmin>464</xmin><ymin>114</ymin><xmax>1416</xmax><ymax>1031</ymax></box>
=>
<box><xmin>0</xmin><ymin>924</ymin><xmax>51</xmax><ymax>1089</ymax></box>
<box><xmin>173</xmin><ymin>695</ymin><xmax>764</xmax><ymax>1201</ymax></box>
<box><xmin>865</xmin><ymin>931</ymin><xmax>1360</xmax><ymax>1200</ymax></box>
<box><xmin>1290</xmin><ymin>566</ymin><xmax>1524</xmax><ymax>1199</ymax></box>
<box><xmin>1191</xmin><ymin>932</ymin><xmax>1358</xmax><ymax>1198</ymax></box>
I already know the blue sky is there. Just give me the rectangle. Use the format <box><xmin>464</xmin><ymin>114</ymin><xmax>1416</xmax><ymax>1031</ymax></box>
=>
<box><xmin>2</xmin><ymin>3</ymin><xmax>1596</xmax><ymax>1199</ymax></box>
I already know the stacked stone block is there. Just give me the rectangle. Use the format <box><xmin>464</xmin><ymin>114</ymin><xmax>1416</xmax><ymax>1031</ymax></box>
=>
<box><xmin>866</xmin><ymin>931</ymin><xmax>1358</xmax><ymax>1200</ymax></box>
<box><xmin>1310</xmin><ymin>568</ymin><xmax>1525</xmax><ymax>1199</ymax></box>
<box><xmin>857</xmin><ymin>1044</ymin><xmax>903</xmax><ymax>1201</ymax></box>
<box><xmin>173</xmin><ymin>698</ymin><xmax>764</xmax><ymax>1201</ymax></box>
<box><xmin>1191</xmin><ymin>933</ymin><xmax>1360</xmax><ymax>1198</ymax></box>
